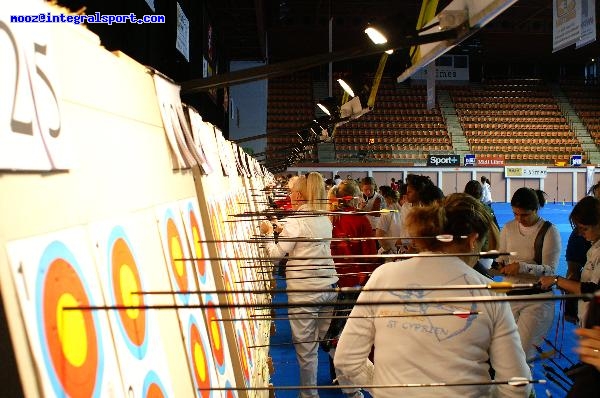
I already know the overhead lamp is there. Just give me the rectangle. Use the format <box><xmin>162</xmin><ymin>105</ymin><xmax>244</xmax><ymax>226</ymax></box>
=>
<box><xmin>337</xmin><ymin>79</ymin><xmax>355</xmax><ymax>97</ymax></box>
<box><xmin>316</xmin><ymin>97</ymin><xmax>339</xmax><ymax>119</ymax></box>
<box><xmin>317</xmin><ymin>103</ymin><xmax>331</xmax><ymax>116</ymax></box>
<box><xmin>364</xmin><ymin>26</ymin><xmax>394</xmax><ymax>54</ymax></box>
<box><xmin>364</xmin><ymin>26</ymin><xmax>387</xmax><ymax>44</ymax></box>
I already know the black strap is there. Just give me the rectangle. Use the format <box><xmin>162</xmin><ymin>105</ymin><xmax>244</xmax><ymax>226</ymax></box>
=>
<box><xmin>534</xmin><ymin>220</ymin><xmax>552</xmax><ymax>265</ymax></box>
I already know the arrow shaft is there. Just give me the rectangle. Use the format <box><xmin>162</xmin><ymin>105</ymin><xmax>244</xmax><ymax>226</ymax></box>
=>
<box><xmin>64</xmin><ymin>293</ymin><xmax>594</xmax><ymax>311</ymax></box>
<box><xmin>197</xmin><ymin>379</ymin><xmax>545</xmax><ymax>390</ymax></box>
<box><xmin>176</xmin><ymin>250</ymin><xmax>513</xmax><ymax>262</ymax></box>
<box><xmin>134</xmin><ymin>282</ymin><xmax>538</xmax><ymax>297</ymax></box>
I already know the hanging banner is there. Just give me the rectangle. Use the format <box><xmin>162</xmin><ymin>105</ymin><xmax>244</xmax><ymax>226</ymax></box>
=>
<box><xmin>576</xmin><ymin>0</ymin><xmax>596</xmax><ymax>48</ymax></box>
<box><xmin>553</xmin><ymin>0</ymin><xmax>581</xmax><ymax>52</ymax></box>
<box><xmin>153</xmin><ymin>73</ymin><xmax>211</xmax><ymax>173</ymax></box>
<box><xmin>426</xmin><ymin>62</ymin><xmax>436</xmax><ymax>110</ymax></box>
<box><xmin>175</xmin><ymin>2</ymin><xmax>189</xmax><ymax>61</ymax></box>
<box><xmin>0</xmin><ymin>3</ymin><xmax>69</xmax><ymax>171</ymax></box>
<box><xmin>504</xmin><ymin>166</ymin><xmax>548</xmax><ymax>179</ymax></box>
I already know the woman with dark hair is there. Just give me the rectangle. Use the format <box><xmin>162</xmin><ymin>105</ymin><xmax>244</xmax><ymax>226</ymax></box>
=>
<box><xmin>539</xmin><ymin>196</ymin><xmax>600</xmax><ymax>324</ymax></box>
<box><xmin>405</xmin><ymin>174</ymin><xmax>435</xmax><ymax>206</ymax></box>
<box><xmin>359</xmin><ymin>176</ymin><xmax>386</xmax><ymax>231</ymax></box>
<box><xmin>464</xmin><ymin>180</ymin><xmax>499</xmax><ymax>228</ymax></box>
<box><xmin>497</xmin><ymin>187</ymin><xmax>561</xmax><ymax>363</ymax></box>
<box><xmin>334</xmin><ymin>193</ymin><xmax>530</xmax><ymax>398</ymax></box>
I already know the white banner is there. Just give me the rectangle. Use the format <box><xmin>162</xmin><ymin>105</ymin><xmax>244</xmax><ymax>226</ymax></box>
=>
<box><xmin>553</xmin><ymin>0</ymin><xmax>581</xmax><ymax>52</ymax></box>
<box><xmin>153</xmin><ymin>73</ymin><xmax>212</xmax><ymax>173</ymax></box>
<box><xmin>577</xmin><ymin>0</ymin><xmax>596</xmax><ymax>48</ymax></box>
<box><xmin>504</xmin><ymin>166</ymin><xmax>548</xmax><ymax>179</ymax></box>
<box><xmin>175</xmin><ymin>2</ymin><xmax>189</xmax><ymax>61</ymax></box>
<box><xmin>426</xmin><ymin>63</ymin><xmax>436</xmax><ymax>110</ymax></box>
<box><xmin>0</xmin><ymin>2</ymin><xmax>71</xmax><ymax>170</ymax></box>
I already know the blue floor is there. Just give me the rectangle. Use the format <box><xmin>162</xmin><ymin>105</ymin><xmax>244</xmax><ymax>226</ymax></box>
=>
<box><xmin>269</xmin><ymin>203</ymin><xmax>580</xmax><ymax>398</ymax></box>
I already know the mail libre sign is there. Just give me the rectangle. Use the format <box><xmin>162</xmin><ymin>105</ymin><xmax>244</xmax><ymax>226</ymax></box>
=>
<box><xmin>504</xmin><ymin>166</ymin><xmax>548</xmax><ymax>179</ymax></box>
<box><xmin>427</xmin><ymin>154</ymin><xmax>460</xmax><ymax>167</ymax></box>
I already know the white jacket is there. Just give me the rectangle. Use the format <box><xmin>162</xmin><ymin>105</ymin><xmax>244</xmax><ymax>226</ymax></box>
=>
<box><xmin>334</xmin><ymin>256</ymin><xmax>531</xmax><ymax>398</ymax></box>
<box><xmin>263</xmin><ymin>205</ymin><xmax>338</xmax><ymax>290</ymax></box>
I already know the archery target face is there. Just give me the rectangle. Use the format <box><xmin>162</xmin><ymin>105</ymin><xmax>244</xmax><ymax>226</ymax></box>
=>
<box><xmin>107</xmin><ymin>227</ymin><xmax>148</xmax><ymax>359</ymax></box>
<box><xmin>90</xmin><ymin>218</ymin><xmax>179</xmax><ymax>398</ymax></box>
<box><xmin>156</xmin><ymin>207</ymin><xmax>194</xmax><ymax>305</ymax></box>
<box><xmin>204</xmin><ymin>298</ymin><xmax>226</xmax><ymax>373</ymax></box>
<box><xmin>36</xmin><ymin>241</ymin><xmax>104</xmax><ymax>398</ymax></box>
<box><xmin>142</xmin><ymin>370</ymin><xmax>168</xmax><ymax>397</ymax></box>
<box><xmin>188</xmin><ymin>315</ymin><xmax>217</xmax><ymax>398</ymax></box>
<box><xmin>187</xmin><ymin>204</ymin><xmax>207</xmax><ymax>282</ymax></box>
<box><xmin>6</xmin><ymin>229</ymin><xmax>126</xmax><ymax>398</ymax></box>
<box><xmin>167</xmin><ymin>216</ymin><xmax>188</xmax><ymax>291</ymax></box>
<box><xmin>235</xmin><ymin>326</ymin><xmax>250</xmax><ymax>385</ymax></box>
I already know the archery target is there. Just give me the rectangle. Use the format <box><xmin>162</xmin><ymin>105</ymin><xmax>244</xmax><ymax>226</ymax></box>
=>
<box><xmin>156</xmin><ymin>206</ymin><xmax>194</xmax><ymax>305</ymax></box>
<box><xmin>188</xmin><ymin>314</ymin><xmax>220</xmax><ymax>398</ymax></box>
<box><xmin>107</xmin><ymin>227</ymin><xmax>148</xmax><ymax>359</ymax></box>
<box><xmin>205</xmin><ymin>297</ymin><xmax>226</xmax><ymax>372</ymax></box>
<box><xmin>37</xmin><ymin>241</ymin><xmax>102</xmax><ymax>398</ymax></box>
<box><xmin>235</xmin><ymin>325</ymin><xmax>250</xmax><ymax>386</ymax></box>
<box><xmin>142</xmin><ymin>370</ymin><xmax>168</xmax><ymax>397</ymax></box>
<box><xmin>188</xmin><ymin>204</ymin><xmax>207</xmax><ymax>282</ymax></box>
<box><xmin>6</xmin><ymin>229</ymin><xmax>124</xmax><ymax>398</ymax></box>
<box><xmin>90</xmin><ymin>218</ymin><xmax>179</xmax><ymax>398</ymax></box>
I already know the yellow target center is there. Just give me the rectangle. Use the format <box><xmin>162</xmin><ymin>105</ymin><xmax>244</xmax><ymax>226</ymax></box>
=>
<box><xmin>210</xmin><ymin>318</ymin><xmax>221</xmax><ymax>350</ymax></box>
<box><xmin>56</xmin><ymin>293</ymin><xmax>88</xmax><ymax>367</ymax></box>
<box><xmin>171</xmin><ymin>237</ymin><xmax>184</xmax><ymax>277</ymax></box>
<box><xmin>193</xmin><ymin>228</ymin><xmax>203</xmax><ymax>256</ymax></box>
<box><xmin>193</xmin><ymin>341</ymin><xmax>207</xmax><ymax>382</ymax></box>
<box><xmin>119</xmin><ymin>264</ymin><xmax>140</xmax><ymax>319</ymax></box>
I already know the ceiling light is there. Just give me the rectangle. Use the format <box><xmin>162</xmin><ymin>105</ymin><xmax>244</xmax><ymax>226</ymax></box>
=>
<box><xmin>317</xmin><ymin>103</ymin><xmax>331</xmax><ymax>116</ymax></box>
<box><xmin>365</xmin><ymin>26</ymin><xmax>394</xmax><ymax>54</ymax></box>
<box><xmin>364</xmin><ymin>26</ymin><xmax>387</xmax><ymax>44</ymax></box>
<box><xmin>316</xmin><ymin>97</ymin><xmax>339</xmax><ymax>118</ymax></box>
<box><xmin>337</xmin><ymin>79</ymin><xmax>355</xmax><ymax>97</ymax></box>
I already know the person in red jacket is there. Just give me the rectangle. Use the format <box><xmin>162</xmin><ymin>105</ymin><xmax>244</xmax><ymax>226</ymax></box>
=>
<box><xmin>329</xmin><ymin>179</ymin><xmax>379</xmax><ymax>287</ymax></box>
<box><xmin>325</xmin><ymin>179</ymin><xmax>379</xmax><ymax>396</ymax></box>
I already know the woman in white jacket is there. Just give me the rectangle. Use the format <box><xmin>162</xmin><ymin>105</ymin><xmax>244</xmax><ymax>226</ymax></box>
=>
<box><xmin>334</xmin><ymin>193</ymin><xmax>531</xmax><ymax>398</ymax></box>
<box><xmin>261</xmin><ymin>172</ymin><xmax>338</xmax><ymax>398</ymax></box>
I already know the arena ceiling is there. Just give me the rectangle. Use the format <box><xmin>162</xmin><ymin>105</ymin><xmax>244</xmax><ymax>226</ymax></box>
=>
<box><xmin>206</xmin><ymin>0</ymin><xmax>598</xmax><ymax>68</ymax></box>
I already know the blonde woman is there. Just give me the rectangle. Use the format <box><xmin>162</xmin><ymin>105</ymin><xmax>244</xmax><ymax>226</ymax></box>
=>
<box><xmin>260</xmin><ymin>172</ymin><xmax>337</xmax><ymax>398</ymax></box>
